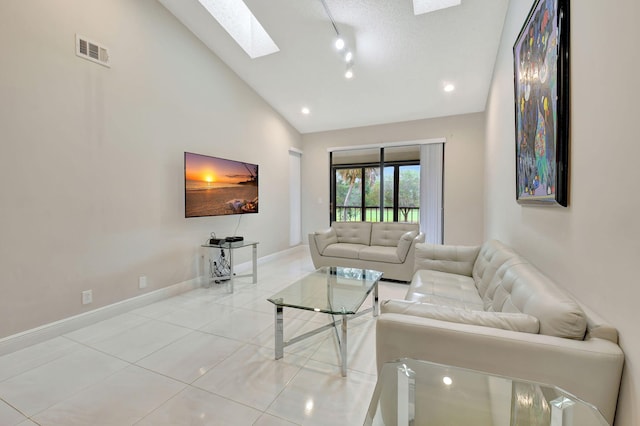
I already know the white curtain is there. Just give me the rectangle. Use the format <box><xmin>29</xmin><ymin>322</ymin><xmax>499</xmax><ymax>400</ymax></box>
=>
<box><xmin>420</xmin><ymin>143</ymin><xmax>444</xmax><ymax>244</ymax></box>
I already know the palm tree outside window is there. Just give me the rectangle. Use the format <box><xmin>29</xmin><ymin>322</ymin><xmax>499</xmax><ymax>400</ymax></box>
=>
<box><xmin>331</xmin><ymin>162</ymin><xmax>420</xmax><ymax>223</ymax></box>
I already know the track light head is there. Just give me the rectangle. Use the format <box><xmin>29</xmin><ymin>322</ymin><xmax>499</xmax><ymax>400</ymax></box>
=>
<box><xmin>345</xmin><ymin>66</ymin><xmax>354</xmax><ymax>79</ymax></box>
<box><xmin>344</xmin><ymin>51</ymin><xmax>353</xmax><ymax>63</ymax></box>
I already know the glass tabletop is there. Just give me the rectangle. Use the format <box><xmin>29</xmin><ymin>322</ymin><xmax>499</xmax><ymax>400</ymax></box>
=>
<box><xmin>201</xmin><ymin>240</ymin><xmax>258</xmax><ymax>249</ymax></box>
<box><xmin>267</xmin><ymin>267</ymin><xmax>383</xmax><ymax>315</ymax></box>
<box><xmin>365</xmin><ymin>358</ymin><xmax>608</xmax><ymax>426</ymax></box>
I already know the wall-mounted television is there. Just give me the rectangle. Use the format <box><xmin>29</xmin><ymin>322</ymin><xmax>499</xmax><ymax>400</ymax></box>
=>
<box><xmin>184</xmin><ymin>152</ymin><xmax>258</xmax><ymax>218</ymax></box>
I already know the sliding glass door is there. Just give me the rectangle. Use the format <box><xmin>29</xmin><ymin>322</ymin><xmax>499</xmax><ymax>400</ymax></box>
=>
<box><xmin>331</xmin><ymin>146</ymin><xmax>421</xmax><ymax>223</ymax></box>
<box><xmin>329</xmin><ymin>142</ymin><xmax>444</xmax><ymax>241</ymax></box>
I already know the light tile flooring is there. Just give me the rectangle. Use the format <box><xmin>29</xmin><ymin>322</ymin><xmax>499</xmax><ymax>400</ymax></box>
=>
<box><xmin>0</xmin><ymin>246</ymin><xmax>408</xmax><ymax>425</ymax></box>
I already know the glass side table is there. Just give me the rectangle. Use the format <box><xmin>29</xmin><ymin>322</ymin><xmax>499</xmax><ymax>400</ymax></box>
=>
<box><xmin>201</xmin><ymin>240</ymin><xmax>258</xmax><ymax>293</ymax></box>
<box><xmin>364</xmin><ymin>358</ymin><xmax>608</xmax><ymax>426</ymax></box>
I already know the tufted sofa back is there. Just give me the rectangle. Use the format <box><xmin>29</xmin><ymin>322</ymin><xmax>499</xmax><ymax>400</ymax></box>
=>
<box><xmin>331</xmin><ymin>221</ymin><xmax>372</xmax><ymax>245</ymax></box>
<box><xmin>370</xmin><ymin>222</ymin><xmax>419</xmax><ymax>247</ymax></box>
<box><xmin>476</xmin><ymin>240</ymin><xmax>587</xmax><ymax>340</ymax></box>
<box><xmin>413</xmin><ymin>243</ymin><xmax>480</xmax><ymax>276</ymax></box>
<box><xmin>472</xmin><ymin>240</ymin><xmax>524</xmax><ymax>297</ymax></box>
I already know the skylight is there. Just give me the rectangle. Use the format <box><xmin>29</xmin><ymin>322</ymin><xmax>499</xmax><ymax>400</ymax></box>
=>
<box><xmin>413</xmin><ymin>0</ymin><xmax>462</xmax><ymax>15</ymax></box>
<box><xmin>197</xmin><ymin>0</ymin><xmax>279</xmax><ymax>59</ymax></box>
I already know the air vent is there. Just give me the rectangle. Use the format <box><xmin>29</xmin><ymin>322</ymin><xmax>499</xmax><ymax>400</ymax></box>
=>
<box><xmin>75</xmin><ymin>34</ymin><xmax>110</xmax><ymax>68</ymax></box>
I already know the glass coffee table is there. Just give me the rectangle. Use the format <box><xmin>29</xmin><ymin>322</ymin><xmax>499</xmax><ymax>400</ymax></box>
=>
<box><xmin>267</xmin><ymin>267</ymin><xmax>383</xmax><ymax>377</ymax></box>
<box><xmin>365</xmin><ymin>358</ymin><xmax>609</xmax><ymax>426</ymax></box>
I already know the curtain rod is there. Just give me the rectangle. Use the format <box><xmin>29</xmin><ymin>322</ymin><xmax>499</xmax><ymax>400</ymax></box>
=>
<box><xmin>327</xmin><ymin>137</ymin><xmax>446</xmax><ymax>153</ymax></box>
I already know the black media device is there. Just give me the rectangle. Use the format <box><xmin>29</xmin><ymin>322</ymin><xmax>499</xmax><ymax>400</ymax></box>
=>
<box><xmin>225</xmin><ymin>236</ymin><xmax>244</xmax><ymax>242</ymax></box>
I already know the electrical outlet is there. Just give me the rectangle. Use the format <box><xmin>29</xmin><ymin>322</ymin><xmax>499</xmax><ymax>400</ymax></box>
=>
<box><xmin>81</xmin><ymin>290</ymin><xmax>93</xmax><ymax>305</ymax></box>
<box><xmin>139</xmin><ymin>275</ymin><xmax>147</xmax><ymax>289</ymax></box>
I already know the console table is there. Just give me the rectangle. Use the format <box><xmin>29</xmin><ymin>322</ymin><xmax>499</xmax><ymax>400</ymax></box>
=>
<box><xmin>201</xmin><ymin>240</ymin><xmax>258</xmax><ymax>293</ymax></box>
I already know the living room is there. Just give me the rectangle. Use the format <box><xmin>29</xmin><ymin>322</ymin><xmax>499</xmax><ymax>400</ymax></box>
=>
<box><xmin>1</xmin><ymin>0</ymin><xmax>637</xmax><ymax>425</ymax></box>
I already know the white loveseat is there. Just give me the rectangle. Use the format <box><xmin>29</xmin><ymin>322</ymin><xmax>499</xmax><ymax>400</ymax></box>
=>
<box><xmin>308</xmin><ymin>221</ymin><xmax>425</xmax><ymax>282</ymax></box>
<box><xmin>376</xmin><ymin>240</ymin><xmax>625</xmax><ymax>424</ymax></box>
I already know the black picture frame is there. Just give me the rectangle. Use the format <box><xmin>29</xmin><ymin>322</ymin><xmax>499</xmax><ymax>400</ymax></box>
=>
<box><xmin>513</xmin><ymin>0</ymin><xmax>570</xmax><ymax>206</ymax></box>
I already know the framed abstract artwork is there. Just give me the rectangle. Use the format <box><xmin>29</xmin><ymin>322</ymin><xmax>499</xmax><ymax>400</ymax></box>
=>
<box><xmin>513</xmin><ymin>0</ymin><xmax>570</xmax><ymax>206</ymax></box>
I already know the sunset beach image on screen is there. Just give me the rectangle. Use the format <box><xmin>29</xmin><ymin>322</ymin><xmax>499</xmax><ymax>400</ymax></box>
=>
<box><xmin>184</xmin><ymin>152</ymin><xmax>258</xmax><ymax>218</ymax></box>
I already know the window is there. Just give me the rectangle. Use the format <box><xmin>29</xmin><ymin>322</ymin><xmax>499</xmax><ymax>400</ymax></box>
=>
<box><xmin>333</xmin><ymin>166</ymin><xmax>380</xmax><ymax>221</ymax></box>
<box><xmin>396</xmin><ymin>164</ymin><xmax>421</xmax><ymax>222</ymax></box>
<box><xmin>329</xmin><ymin>142</ymin><xmax>444</xmax><ymax>243</ymax></box>
<box><xmin>331</xmin><ymin>146</ymin><xmax>421</xmax><ymax>223</ymax></box>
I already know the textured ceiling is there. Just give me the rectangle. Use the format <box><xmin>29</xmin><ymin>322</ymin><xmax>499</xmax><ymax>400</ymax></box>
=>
<box><xmin>158</xmin><ymin>0</ymin><xmax>509</xmax><ymax>134</ymax></box>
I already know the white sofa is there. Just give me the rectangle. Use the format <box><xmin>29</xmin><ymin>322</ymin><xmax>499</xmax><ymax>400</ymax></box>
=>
<box><xmin>308</xmin><ymin>221</ymin><xmax>425</xmax><ymax>282</ymax></box>
<box><xmin>376</xmin><ymin>240</ymin><xmax>624</xmax><ymax>424</ymax></box>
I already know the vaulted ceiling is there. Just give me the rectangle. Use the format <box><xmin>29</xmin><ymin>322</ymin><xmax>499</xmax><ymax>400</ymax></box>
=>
<box><xmin>158</xmin><ymin>0</ymin><xmax>509</xmax><ymax>133</ymax></box>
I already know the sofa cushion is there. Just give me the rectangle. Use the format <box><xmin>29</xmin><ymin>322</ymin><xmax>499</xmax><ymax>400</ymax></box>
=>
<box><xmin>484</xmin><ymin>262</ymin><xmax>587</xmax><ymax>340</ymax></box>
<box><xmin>407</xmin><ymin>270</ymin><xmax>484</xmax><ymax>310</ymax></box>
<box><xmin>414</xmin><ymin>243</ymin><xmax>480</xmax><ymax>276</ymax></box>
<box><xmin>371</xmin><ymin>222</ymin><xmax>419</xmax><ymax>247</ymax></box>
<box><xmin>332</xmin><ymin>221</ymin><xmax>372</xmax><ymax>245</ymax></box>
<box><xmin>359</xmin><ymin>245</ymin><xmax>402</xmax><ymax>264</ymax></box>
<box><xmin>313</xmin><ymin>228</ymin><xmax>338</xmax><ymax>254</ymax></box>
<box><xmin>396</xmin><ymin>231</ymin><xmax>418</xmax><ymax>262</ymax></box>
<box><xmin>381</xmin><ymin>300</ymin><xmax>540</xmax><ymax>333</ymax></box>
<box><xmin>322</xmin><ymin>243</ymin><xmax>365</xmax><ymax>259</ymax></box>
<box><xmin>473</xmin><ymin>240</ymin><xmax>525</xmax><ymax>298</ymax></box>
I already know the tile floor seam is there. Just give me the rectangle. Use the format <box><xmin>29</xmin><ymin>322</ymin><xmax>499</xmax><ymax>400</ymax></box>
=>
<box><xmin>84</xmin><ymin>320</ymin><xmax>203</xmax><ymax>365</ymax></box>
<box><xmin>61</xmin><ymin>335</ymin><xmax>169</xmax><ymax>367</ymax></box>
<box><xmin>190</xmin><ymin>341</ymin><xmax>309</xmax><ymax>416</ymax></box>
<box><xmin>194</xmin><ymin>328</ymin><xmax>251</xmax><ymax>346</ymax></box>
<box><xmin>9</xmin><ymin>356</ymin><xmax>130</xmax><ymax>421</ymax></box>
<box><xmin>29</xmin><ymin>366</ymin><xmax>190</xmax><ymax>426</ymax></box>
<box><xmin>124</xmin><ymin>380</ymin><xmax>189</xmax><ymax>425</ymax></box>
<box><xmin>187</xmin><ymin>380</ymin><xmax>273</xmax><ymax>416</ymax></box>
<box><xmin>131</xmin><ymin>360</ymin><xmax>196</xmax><ymax>387</ymax></box>
<box><xmin>259</xmin><ymin>355</ymin><xmax>313</xmax><ymax>418</ymax></box>
<box><xmin>0</xmin><ymin>396</ymin><xmax>31</xmax><ymax>422</ymax></box>
<box><xmin>128</xmin><ymin>307</ymin><xmax>171</xmax><ymax>319</ymax></box>
<box><xmin>66</xmin><ymin>316</ymin><xmax>193</xmax><ymax>350</ymax></box>
<box><xmin>0</xmin><ymin>337</ymin><xmax>81</xmax><ymax>384</ymax></box>
<box><xmin>132</xmin><ymin>336</ymin><xmax>248</xmax><ymax>386</ymax></box>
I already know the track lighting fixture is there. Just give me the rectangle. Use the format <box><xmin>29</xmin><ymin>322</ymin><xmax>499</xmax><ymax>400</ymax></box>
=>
<box><xmin>320</xmin><ymin>0</ymin><xmax>355</xmax><ymax>79</ymax></box>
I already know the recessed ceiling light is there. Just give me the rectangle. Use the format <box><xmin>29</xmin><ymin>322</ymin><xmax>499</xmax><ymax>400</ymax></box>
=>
<box><xmin>301</xmin><ymin>107</ymin><xmax>310</xmax><ymax>115</ymax></box>
<box><xmin>335</xmin><ymin>37</ymin><xmax>345</xmax><ymax>51</ymax></box>
<box><xmin>345</xmin><ymin>68</ymin><xmax>354</xmax><ymax>79</ymax></box>
<box><xmin>444</xmin><ymin>83</ymin><xmax>455</xmax><ymax>92</ymax></box>
<box><xmin>443</xmin><ymin>376</ymin><xmax>453</xmax><ymax>385</ymax></box>
<box><xmin>198</xmin><ymin>0</ymin><xmax>279</xmax><ymax>59</ymax></box>
<box><xmin>413</xmin><ymin>0</ymin><xmax>462</xmax><ymax>16</ymax></box>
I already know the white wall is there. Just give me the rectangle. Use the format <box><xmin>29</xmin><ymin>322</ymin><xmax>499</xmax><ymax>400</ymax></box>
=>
<box><xmin>485</xmin><ymin>0</ymin><xmax>640</xmax><ymax>424</ymax></box>
<box><xmin>0</xmin><ymin>0</ymin><xmax>302</xmax><ymax>338</ymax></box>
<box><xmin>301</xmin><ymin>113</ymin><xmax>485</xmax><ymax>245</ymax></box>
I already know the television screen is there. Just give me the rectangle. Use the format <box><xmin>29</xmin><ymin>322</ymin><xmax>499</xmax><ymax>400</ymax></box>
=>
<box><xmin>184</xmin><ymin>152</ymin><xmax>258</xmax><ymax>218</ymax></box>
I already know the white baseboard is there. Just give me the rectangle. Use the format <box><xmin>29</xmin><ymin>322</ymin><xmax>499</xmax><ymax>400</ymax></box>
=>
<box><xmin>233</xmin><ymin>244</ymin><xmax>307</xmax><ymax>272</ymax></box>
<box><xmin>0</xmin><ymin>244</ymin><xmax>309</xmax><ymax>356</ymax></box>
<box><xmin>0</xmin><ymin>277</ymin><xmax>203</xmax><ymax>356</ymax></box>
